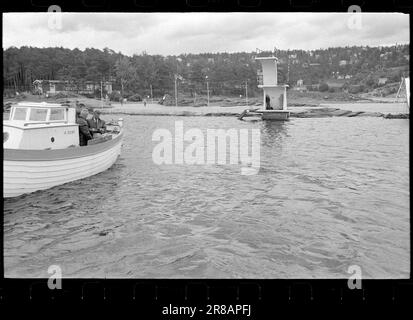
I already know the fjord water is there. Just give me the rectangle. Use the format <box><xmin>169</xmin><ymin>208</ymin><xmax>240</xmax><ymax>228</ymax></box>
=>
<box><xmin>4</xmin><ymin>114</ymin><xmax>409</xmax><ymax>278</ymax></box>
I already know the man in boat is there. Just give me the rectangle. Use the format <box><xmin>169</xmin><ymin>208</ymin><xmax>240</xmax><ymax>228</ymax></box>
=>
<box><xmin>77</xmin><ymin>108</ymin><xmax>93</xmax><ymax>146</ymax></box>
<box><xmin>75</xmin><ymin>102</ymin><xmax>81</xmax><ymax>121</ymax></box>
<box><xmin>87</xmin><ymin>110</ymin><xmax>106</xmax><ymax>138</ymax></box>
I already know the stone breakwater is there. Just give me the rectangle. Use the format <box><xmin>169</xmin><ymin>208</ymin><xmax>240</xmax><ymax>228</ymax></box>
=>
<box><xmin>97</xmin><ymin>105</ymin><xmax>409</xmax><ymax>119</ymax></box>
<box><xmin>290</xmin><ymin>107</ymin><xmax>409</xmax><ymax>119</ymax></box>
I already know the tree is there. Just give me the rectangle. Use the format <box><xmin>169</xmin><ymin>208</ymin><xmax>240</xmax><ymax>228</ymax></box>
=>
<box><xmin>3</xmin><ymin>44</ymin><xmax>410</xmax><ymax>97</ymax></box>
<box><xmin>115</xmin><ymin>57</ymin><xmax>134</xmax><ymax>97</ymax></box>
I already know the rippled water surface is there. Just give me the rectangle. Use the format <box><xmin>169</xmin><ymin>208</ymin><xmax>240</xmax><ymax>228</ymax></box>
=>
<box><xmin>4</xmin><ymin>114</ymin><xmax>410</xmax><ymax>278</ymax></box>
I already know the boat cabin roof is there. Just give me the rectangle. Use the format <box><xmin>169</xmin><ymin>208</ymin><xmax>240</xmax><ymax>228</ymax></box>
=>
<box><xmin>5</xmin><ymin>102</ymin><xmax>76</xmax><ymax>128</ymax></box>
<box><xmin>15</xmin><ymin>102</ymin><xmax>70</xmax><ymax>108</ymax></box>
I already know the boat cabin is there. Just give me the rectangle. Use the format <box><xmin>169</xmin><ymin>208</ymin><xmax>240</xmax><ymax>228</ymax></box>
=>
<box><xmin>3</xmin><ymin>102</ymin><xmax>80</xmax><ymax>150</ymax></box>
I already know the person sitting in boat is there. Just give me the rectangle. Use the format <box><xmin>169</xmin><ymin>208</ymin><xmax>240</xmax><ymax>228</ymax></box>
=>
<box><xmin>87</xmin><ymin>110</ymin><xmax>106</xmax><ymax>138</ymax></box>
<box><xmin>77</xmin><ymin>108</ymin><xmax>93</xmax><ymax>146</ymax></box>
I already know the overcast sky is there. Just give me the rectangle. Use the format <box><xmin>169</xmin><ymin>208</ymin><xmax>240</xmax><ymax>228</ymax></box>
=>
<box><xmin>3</xmin><ymin>12</ymin><xmax>409</xmax><ymax>56</ymax></box>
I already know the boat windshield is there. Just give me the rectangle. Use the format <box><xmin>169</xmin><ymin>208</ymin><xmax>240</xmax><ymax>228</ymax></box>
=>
<box><xmin>29</xmin><ymin>108</ymin><xmax>48</xmax><ymax>121</ymax></box>
<box><xmin>50</xmin><ymin>108</ymin><xmax>65</xmax><ymax>121</ymax></box>
<box><xmin>13</xmin><ymin>107</ymin><xmax>28</xmax><ymax>120</ymax></box>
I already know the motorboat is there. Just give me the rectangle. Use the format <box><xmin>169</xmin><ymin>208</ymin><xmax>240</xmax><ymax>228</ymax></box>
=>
<box><xmin>3</xmin><ymin>102</ymin><xmax>124</xmax><ymax>198</ymax></box>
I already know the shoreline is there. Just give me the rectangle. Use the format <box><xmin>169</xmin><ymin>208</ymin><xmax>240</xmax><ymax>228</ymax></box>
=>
<box><xmin>4</xmin><ymin>94</ymin><xmax>409</xmax><ymax>119</ymax></box>
<box><xmin>97</xmin><ymin>103</ymin><xmax>409</xmax><ymax>119</ymax></box>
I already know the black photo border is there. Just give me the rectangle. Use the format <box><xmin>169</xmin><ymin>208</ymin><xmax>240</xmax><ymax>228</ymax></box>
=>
<box><xmin>1</xmin><ymin>0</ymin><xmax>412</xmax><ymax>310</ymax></box>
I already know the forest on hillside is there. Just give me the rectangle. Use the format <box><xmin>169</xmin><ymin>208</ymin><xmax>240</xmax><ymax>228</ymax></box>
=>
<box><xmin>3</xmin><ymin>44</ymin><xmax>410</xmax><ymax>98</ymax></box>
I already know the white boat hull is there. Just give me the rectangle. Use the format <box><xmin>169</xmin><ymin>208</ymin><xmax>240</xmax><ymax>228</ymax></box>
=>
<box><xmin>3</xmin><ymin>132</ymin><xmax>123</xmax><ymax>198</ymax></box>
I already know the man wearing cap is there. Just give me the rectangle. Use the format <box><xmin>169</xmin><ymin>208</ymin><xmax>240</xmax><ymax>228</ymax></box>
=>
<box><xmin>87</xmin><ymin>110</ymin><xmax>107</xmax><ymax>138</ymax></box>
<box><xmin>75</xmin><ymin>102</ymin><xmax>81</xmax><ymax>121</ymax></box>
<box><xmin>77</xmin><ymin>108</ymin><xmax>92</xmax><ymax>146</ymax></box>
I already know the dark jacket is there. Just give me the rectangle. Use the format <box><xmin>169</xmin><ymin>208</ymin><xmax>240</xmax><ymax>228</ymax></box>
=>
<box><xmin>87</xmin><ymin>117</ymin><xmax>106</xmax><ymax>133</ymax></box>
<box><xmin>77</xmin><ymin>115</ymin><xmax>92</xmax><ymax>146</ymax></box>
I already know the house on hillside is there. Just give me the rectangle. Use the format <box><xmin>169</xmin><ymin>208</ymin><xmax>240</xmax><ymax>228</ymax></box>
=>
<box><xmin>378</xmin><ymin>77</ymin><xmax>388</xmax><ymax>86</ymax></box>
<box><xmin>339</xmin><ymin>60</ymin><xmax>348</xmax><ymax>66</ymax></box>
<box><xmin>79</xmin><ymin>81</ymin><xmax>113</xmax><ymax>95</ymax></box>
<box><xmin>33</xmin><ymin>79</ymin><xmax>112</xmax><ymax>96</ymax></box>
<box><xmin>33</xmin><ymin>80</ymin><xmax>73</xmax><ymax>95</ymax></box>
<box><xmin>293</xmin><ymin>79</ymin><xmax>307</xmax><ymax>92</ymax></box>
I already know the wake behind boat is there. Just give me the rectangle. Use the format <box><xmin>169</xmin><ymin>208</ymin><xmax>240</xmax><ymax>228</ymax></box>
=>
<box><xmin>3</xmin><ymin>102</ymin><xmax>124</xmax><ymax>198</ymax></box>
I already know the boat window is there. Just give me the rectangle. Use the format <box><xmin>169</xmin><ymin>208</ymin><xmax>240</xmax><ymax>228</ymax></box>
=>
<box><xmin>13</xmin><ymin>107</ymin><xmax>28</xmax><ymax>120</ymax></box>
<box><xmin>29</xmin><ymin>108</ymin><xmax>48</xmax><ymax>121</ymax></box>
<box><xmin>50</xmin><ymin>108</ymin><xmax>65</xmax><ymax>121</ymax></box>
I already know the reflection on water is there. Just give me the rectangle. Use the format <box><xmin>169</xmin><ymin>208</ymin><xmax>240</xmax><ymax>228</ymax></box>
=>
<box><xmin>261</xmin><ymin>121</ymin><xmax>288</xmax><ymax>147</ymax></box>
<box><xmin>4</xmin><ymin>115</ymin><xmax>410</xmax><ymax>278</ymax></box>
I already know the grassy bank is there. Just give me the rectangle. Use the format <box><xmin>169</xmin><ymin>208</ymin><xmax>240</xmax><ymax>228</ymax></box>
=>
<box><xmin>159</xmin><ymin>90</ymin><xmax>367</xmax><ymax>108</ymax></box>
<box><xmin>3</xmin><ymin>90</ymin><xmax>403</xmax><ymax>115</ymax></box>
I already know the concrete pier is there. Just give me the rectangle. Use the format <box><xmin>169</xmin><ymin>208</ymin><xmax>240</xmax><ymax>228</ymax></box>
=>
<box><xmin>97</xmin><ymin>103</ymin><xmax>409</xmax><ymax>119</ymax></box>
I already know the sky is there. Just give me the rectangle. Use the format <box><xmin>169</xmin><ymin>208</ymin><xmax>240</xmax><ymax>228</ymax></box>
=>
<box><xmin>2</xmin><ymin>12</ymin><xmax>410</xmax><ymax>56</ymax></box>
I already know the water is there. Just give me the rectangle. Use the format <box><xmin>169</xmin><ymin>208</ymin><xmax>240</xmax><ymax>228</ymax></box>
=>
<box><xmin>4</xmin><ymin>114</ymin><xmax>410</xmax><ymax>278</ymax></box>
<box><xmin>320</xmin><ymin>102</ymin><xmax>409</xmax><ymax>114</ymax></box>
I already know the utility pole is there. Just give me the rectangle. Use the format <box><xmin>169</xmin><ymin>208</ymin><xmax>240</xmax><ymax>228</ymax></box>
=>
<box><xmin>100</xmin><ymin>79</ymin><xmax>103</xmax><ymax>108</ymax></box>
<box><xmin>287</xmin><ymin>58</ymin><xmax>290</xmax><ymax>84</ymax></box>
<box><xmin>174</xmin><ymin>74</ymin><xmax>178</xmax><ymax>107</ymax></box>
<box><xmin>206</xmin><ymin>75</ymin><xmax>209</xmax><ymax>107</ymax></box>
<box><xmin>245</xmin><ymin>80</ymin><xmax>248</xmax><ymax>106</ymax></box>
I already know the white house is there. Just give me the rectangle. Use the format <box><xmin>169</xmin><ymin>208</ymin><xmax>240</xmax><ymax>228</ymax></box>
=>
<box><xmin>378</xmin><ymin>77</ymin><xmax>388</xmax><ymax>85</ymax></box>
